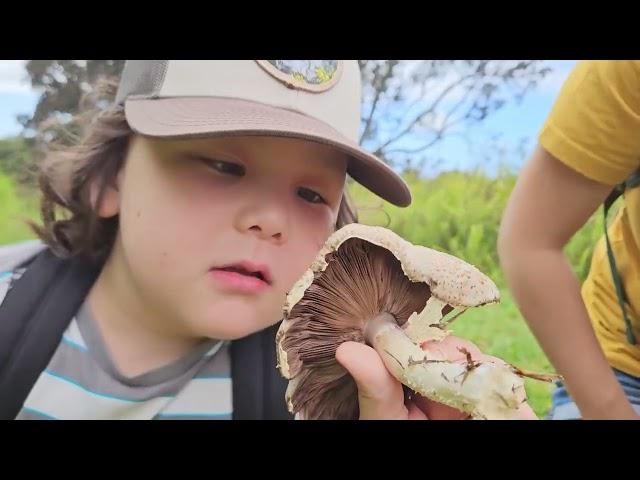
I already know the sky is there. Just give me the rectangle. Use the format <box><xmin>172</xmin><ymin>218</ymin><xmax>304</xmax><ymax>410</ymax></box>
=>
<box><xmin>360</xmin><ymin>60</ymin><xmax>578</xmax><ymax>176</ymax></box>
<box><xmin>0</xmin><ymin>60</ymin><xmax>577</xmax><ymax>175</ymax></box>
<box><xmin>453</xmin><ymin>59</ymin><xmax>576</xmax><ymax>173</ymax></box>
<box><xmin>0</xmin><ymin>60</ymin><xmax>40</xmax><ymax>137</ymax></box>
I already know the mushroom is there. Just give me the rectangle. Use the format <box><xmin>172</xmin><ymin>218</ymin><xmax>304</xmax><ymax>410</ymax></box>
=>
<box><xmin>276</xmin><ymin>224</ymin><xmax>560</xmax><ymax>420</ymax></box>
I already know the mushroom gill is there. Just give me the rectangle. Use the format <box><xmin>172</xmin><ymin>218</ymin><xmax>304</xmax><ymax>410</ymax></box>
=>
<box><xmin>280</xmin><ymin>238</ymin><xmax>434</xmax><ymax>419</ymax></box>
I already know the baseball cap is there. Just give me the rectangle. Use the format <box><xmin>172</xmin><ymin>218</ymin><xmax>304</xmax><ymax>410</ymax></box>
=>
<box><xmin>115</xmin><ymin>60</ymin><xmax>411</xmax><ymax>207</ymax></box>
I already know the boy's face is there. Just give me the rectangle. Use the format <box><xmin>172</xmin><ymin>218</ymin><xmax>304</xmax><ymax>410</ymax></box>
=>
<box><xmin>103</xmin><ymin>135</ymin><xmax>348</xmax><ymax>340</ymax></box>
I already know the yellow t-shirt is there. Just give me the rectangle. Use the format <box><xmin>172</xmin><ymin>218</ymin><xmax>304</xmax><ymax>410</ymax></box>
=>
<box><xmin>539</xmin><ymin>60</ymin><xmax>640</xmax><ymax>377</ymax></box>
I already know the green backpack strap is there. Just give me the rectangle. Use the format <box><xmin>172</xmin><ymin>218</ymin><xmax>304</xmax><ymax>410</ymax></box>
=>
<box><xmin>602</xmin><ymin>170</ymin><xmax>640</xmax><ymax>345</ymax></box>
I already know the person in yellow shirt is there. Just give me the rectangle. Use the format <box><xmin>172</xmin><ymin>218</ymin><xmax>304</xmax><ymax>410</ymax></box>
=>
<box><xmin>499</xmin><ymin>60</ymin><xmax>640</xmax><ymax>419</ymax></box>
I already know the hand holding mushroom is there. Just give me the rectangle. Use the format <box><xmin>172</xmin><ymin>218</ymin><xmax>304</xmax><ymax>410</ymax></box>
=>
<box><xmin>335</xmin><ymin>336</ymin><xmax>538</xmax><ymax>419</ymax></box>
<box><xmin>276</xmin><ymin>224</ymin><xmax>559</xmax><ymax>420</ymax></box>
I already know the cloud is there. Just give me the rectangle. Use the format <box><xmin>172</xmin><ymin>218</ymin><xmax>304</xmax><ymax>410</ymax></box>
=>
<box><xmin>537</xmin><ymin>60</ymin><xmax>577</xmax><ymax>94</ymax></box>
<box><xmin>0</xmin><ymin>60</ymin><xmax>33</xmax><ymax>94</ymax></box>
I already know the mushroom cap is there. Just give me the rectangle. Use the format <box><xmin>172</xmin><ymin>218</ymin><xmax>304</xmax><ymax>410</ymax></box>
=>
<box><xmin>284</xmin><ymin>224</ymin><xmax>499</xmax><ymax>316</ymax></box>
<box><xmin>276</xmin><ymin>224</ymin><xmax>501</xmax><ymax>420</ymax></box>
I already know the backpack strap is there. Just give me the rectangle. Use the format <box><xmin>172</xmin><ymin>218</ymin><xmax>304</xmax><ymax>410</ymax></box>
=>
<box><xmin>230</xmin><ymin>323</ymin><xmax>293</xmax><ymax>420</ymax></box>
<box><xmin>602</xmin><ymin>170</ymin><xmax>640</xmax><ymax>346</ymax></box>
<box><xmin>0</xmin><ymin>250</ymin><xmax>101</xmax><ymax>419</ymax></box>
<box><xmin>259</xmin><ymin>323</ymin><xmax>294</xmax><ymax>420</ymax></box>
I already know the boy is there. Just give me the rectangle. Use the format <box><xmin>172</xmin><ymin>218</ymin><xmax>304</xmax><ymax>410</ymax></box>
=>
<box><xmin>0</xmin><ymin>60</ymin><xmax>415</xmax><ymax>420</ymax></box>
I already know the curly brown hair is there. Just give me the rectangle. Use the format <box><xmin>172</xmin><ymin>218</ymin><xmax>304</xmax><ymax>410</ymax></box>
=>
<box><xmin>32</xmin><ymin>105</ymin><xmax>358</xmax><ymax>263</ymax></box>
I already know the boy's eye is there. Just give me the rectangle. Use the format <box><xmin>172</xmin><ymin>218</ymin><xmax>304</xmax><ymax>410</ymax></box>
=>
<box><xmin>201</xmin><ymin>157</ymin><xmax>245</xmax><ymax>176</ymax></box>
<box><xmin>298</xmin><ymin>187</ymin><xmax>326</xmax><ymax>204</ymax></box>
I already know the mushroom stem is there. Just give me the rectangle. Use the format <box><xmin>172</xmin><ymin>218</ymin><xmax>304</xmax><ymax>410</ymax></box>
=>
<box><xmin>362</xmin><ymin>311</ymin><xmax>530</xmax><ymax>419</ymax></box>
<box><xmin>364</xmin><ymin>312</ymin><xmax>427</xmax><ymax>380</ymax></box>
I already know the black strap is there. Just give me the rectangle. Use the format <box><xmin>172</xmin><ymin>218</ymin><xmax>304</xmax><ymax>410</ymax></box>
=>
<box><xmin>603</xmin><ymin>171</ymin><xmax>640</xmax><ymax>345</ymax></box>
<box><xmin>231</xmin><ymin>330</ymin><xmax>264</xmax><ymax>419</ymax></box>
<box><xmin>230</xmin><ymin>323</ymin><xmax>293</xmax><ymax>420</ymax></box>
<box><xmin>0</xmin><ymin>250</ymin><xmax>101</xmax><ymax>419</ymax></box>
<box><xmin>259</xmin><ymin>324</ymin><xmax>294</xmax><ymax>420</ymax></box>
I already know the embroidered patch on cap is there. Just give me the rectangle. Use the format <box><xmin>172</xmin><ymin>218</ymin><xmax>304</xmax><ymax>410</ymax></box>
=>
<box><xmin>256</xmin><ymin>60</ymin><xmax>343</xmax><ymax>93</ymax></box>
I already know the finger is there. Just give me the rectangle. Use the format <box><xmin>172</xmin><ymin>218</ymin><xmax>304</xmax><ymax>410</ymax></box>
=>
<box><xmin>516</xmin><ymin>402</ymin><xmax>538</xmax><ymax>419</ymax></box>
<box><xmin>412</xmin><ymin>393</ymin><xmax>469</xmax><ymax>420</ymax></box>
<box><xmin>406</xmin><ymin>399</ymin><xmax>429</xmax><ymax>420</ymax></box>
<box><xmin>420</xmin><ymin>335</ymin><xmax>484</xmax><ymax>362</ymax></box>
<box><xmin>336</xmin><ymin>341</ymin><xmax>406</xmax><ymax>419</ymax></box>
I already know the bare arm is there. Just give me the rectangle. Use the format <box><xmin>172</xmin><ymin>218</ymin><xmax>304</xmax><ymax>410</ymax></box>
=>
<box><xmin>498</xmin><ymin>144</ymin><xmax>638</xmax><ymax>419</ymax></box>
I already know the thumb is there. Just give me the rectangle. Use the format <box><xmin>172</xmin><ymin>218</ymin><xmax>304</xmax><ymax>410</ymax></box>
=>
<box><xmin>335</xmin><ymin>341</ymin><xmax>407</xmax><ymax>420</ymax></box>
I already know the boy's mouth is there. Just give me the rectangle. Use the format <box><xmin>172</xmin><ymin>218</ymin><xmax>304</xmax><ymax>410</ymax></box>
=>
<box><xmin>211</xmin><ymin>261</ymin><xmax>273</xmax><ymax>286</ymax></box>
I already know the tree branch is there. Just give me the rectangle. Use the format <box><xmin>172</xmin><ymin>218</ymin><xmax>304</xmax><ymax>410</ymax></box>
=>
<box><xmin>385</xmin><ymin>135</ymin><xmax>443</xmax><ymax>155</ymax></box>
<box><xmin>373</xmin><ymin>73</ymin><xmax>475</xmax><ymax>155</ymax></box>
<box><xmin>360</xmin><ymin>61</ymin><xmax>397</xmax><ymax>144</ymax></box>
<box><xmin>381</xmin><ymin>80</ymin><xmax>476</xmax><ymax>157</ymax></box>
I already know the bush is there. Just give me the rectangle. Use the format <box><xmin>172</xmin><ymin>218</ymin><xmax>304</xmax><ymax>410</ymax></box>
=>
<box><xmin>350</xmin><ymin>170</ymin><xmax>601</xmax><ymax>285</ymax></box>
<box><xmin>0</xmin><ymin>172</ymin><xmax>39</xmax><ymax>245</ymax></box>
<box><xmin>0</xmin><ymin>136</ymin><xmax>37</xmax><ymax>185</ymax></box>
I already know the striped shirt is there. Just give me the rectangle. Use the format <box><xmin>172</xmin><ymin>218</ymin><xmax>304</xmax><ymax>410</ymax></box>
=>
<box><xmin>1</xmin><ymin>269</ymin><xmax>234</xmax><ymax>420</ymax></box>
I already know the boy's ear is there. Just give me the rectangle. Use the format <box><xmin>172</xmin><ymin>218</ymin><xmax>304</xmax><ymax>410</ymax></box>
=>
<box><xmin>90</xmin><ymin>170</ymin><xmax>122</xmax><ymax>218</ymax></box>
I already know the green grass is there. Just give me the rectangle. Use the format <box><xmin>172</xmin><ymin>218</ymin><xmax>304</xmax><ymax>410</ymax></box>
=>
<box><xmin>0</xmin><ymin>173</ymin><xmax>39</xmax><ymax>245</ymax></box>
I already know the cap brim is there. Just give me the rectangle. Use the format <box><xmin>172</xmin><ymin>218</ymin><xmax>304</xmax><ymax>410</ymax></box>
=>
<box><xmin>125</xmin><ymin>97</ymin><xmax>411</xmax><ymax>207</ymax></box>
